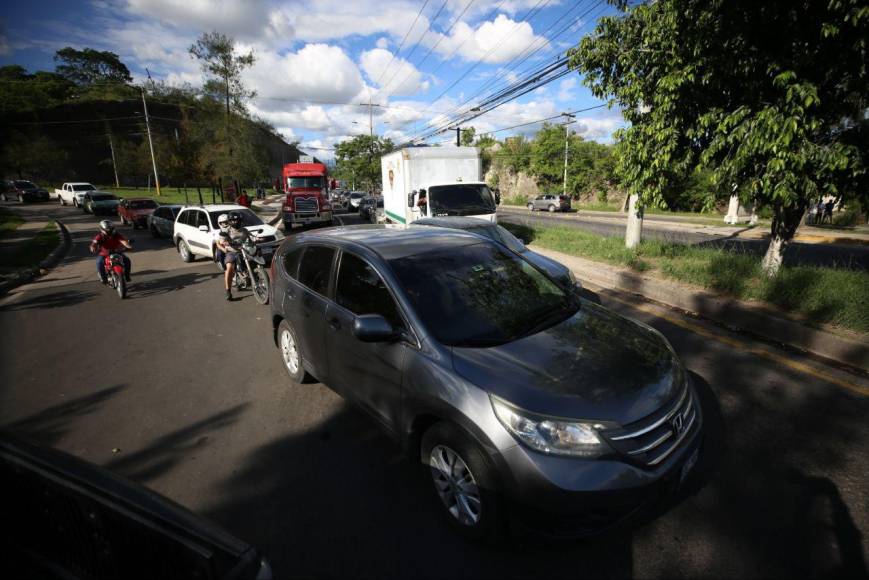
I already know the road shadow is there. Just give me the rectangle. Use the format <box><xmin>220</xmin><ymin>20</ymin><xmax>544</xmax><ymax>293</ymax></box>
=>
<box><xmin>0</xmin><ymin>288</ymin><xmax>97</xmax><ymax>311</ymax></box>
<box><xmin>125</xmin><ymin>271</ymin><xmax>223</xmax><ymax>299</ymax></box>
<box><xmin>3</xmin><ymin>385</ymin><xmax>126</xmax><ymax>446</ymax></box>
<box><xmin>104</xmin><ymin>404</ymin><xmax>249</xmax><ymax>484</ymax></box>
<box><xmin>204</xmin><ymin>401</ymin><xmax>635</xmax><ymax>579</ymax></box>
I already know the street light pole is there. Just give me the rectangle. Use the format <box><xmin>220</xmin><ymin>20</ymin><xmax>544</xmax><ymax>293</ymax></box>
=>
<box><xmin>562</xmin><ymin>112</ymin><xmax>575</xmax><ymax>198</ymax></box>
<box><xmin>141</xmin><ymin>86</ymin><xmax>161</xmax><ymax>196</ymax></box>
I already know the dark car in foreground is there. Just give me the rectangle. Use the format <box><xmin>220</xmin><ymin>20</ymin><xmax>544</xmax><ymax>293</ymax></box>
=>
<box><xmin>413</xmin><ymin>216</ymin><xmax>578</xmax><ymax>290</ymax></box>
<box><xmin>1</xmin><ymin>431</ymin><xmax>271</xmax><ymax>580</ymax></box>
<box><xmin>1</xmin><ymin>180</ymin><xmax>50</xmax><ymax>202</ymax></box>
<box><xmin>270</xmin><ymin>225</ymin><xmax>702</xmax><ymax>540</ymax></box>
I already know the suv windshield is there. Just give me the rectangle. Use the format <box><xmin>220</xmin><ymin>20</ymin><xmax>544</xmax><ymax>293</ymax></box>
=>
<box><xmin>73</xmin><ymin>184</ymin><xmax>96</xmax><ymax>191</ymax></box>
<box><xmin>129</xmin><ymin>200</ymin><xmax>158</xmax><ymax>209</ymax></box>
<box><xmin>389</xmin><ymin>242</ymin><xmax>575</xmax><ymax>347</ymax></box>
<box><xmin>208</xmin><ymin>209</ymin><xmax>263</xmax><ymax>228</ymax></box>
<box><xmin>428</xmin><ymin>184</ymin><xmax>496</xmax><ymax>217</ymax></box>
<box><xmin>288</xmin><ymin>177</ymin><xmax>324</xmax><ymax>188</ymax></box>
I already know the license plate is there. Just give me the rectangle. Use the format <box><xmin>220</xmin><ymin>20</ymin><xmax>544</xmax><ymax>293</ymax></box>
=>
<box><xmin>679</xmin><ymin>447</ymin><xmax>700</xmax><ymax>487</ymax></box>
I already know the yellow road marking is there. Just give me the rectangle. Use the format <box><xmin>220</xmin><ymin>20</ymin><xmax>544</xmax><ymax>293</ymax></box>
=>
<box><xmin>602</xmin><ymin>293</ymin><xmax>869</xmax><ymax>397</ymax></box>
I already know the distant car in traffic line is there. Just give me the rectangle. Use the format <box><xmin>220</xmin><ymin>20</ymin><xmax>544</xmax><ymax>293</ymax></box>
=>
<box><xmin>56</xmin><ymin>182</ymin><xmax>97</xmax><ymax>207</ymax></box>
<box><xmin>82</xmin><ymin>192</ymin><xmax>120</xmax><ymax>215</ymax></box>
<box><xmin>0</xmin><ymin>180</ymin><xmax>50</xmax><ymax>202</ymax></box>
<box><xmin>173</xmin><ymin>204</ymin><xmax>282</xmax><ymax>263</ymax></box>
<box><xmin>413</xmin><ymin>216</ymin><xmax>578</xmax><ymax>290</ymax></box>
<box><xmin>528</xmin><ymin>193</ymin><xmax>571</xmax><ymax>212</ymax></box>
<box><xmin>348</xmin><ymin>191</ymin><xmax>365</xmax><ymax>211</ymax></box>
<box><xmin>358</xmin><ymin>196</ymin><xmax>383</xmax><ymax>222</ymax></box>
<box><xmin>270</xmin><ymin>225</ymin><xmax>702</xmax><ymax>541</ymax></box>
<box><xmin>118</xmin><ymin>197</ymin><xmax>159</xmax><ymax>229</ymax></box>
<box><xmin>148</xmin><ymin>204</ymin><xmax>182</xmax><ymax>238</ymax></box>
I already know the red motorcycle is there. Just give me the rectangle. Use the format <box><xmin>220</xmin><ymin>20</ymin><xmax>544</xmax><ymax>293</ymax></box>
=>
<box><xmin>103</xmin><ymin>251</ymin><xmax>129</xmax><ymax>299</ymax></box>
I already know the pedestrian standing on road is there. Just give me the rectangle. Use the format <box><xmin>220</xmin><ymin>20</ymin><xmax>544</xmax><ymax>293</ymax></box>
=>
<box><xmin>823</xmin><ymin>198</ymin><xmax>834</xmax><ymax>224</ymax></box>
<box><xmin>237</xmin><ymin>190</ymin><xmax>251</xmax><ymax>208</ymax></box>
<box><xmin>816</xmin><ymin>199</ymin><xmax>825</xmax><ymax>224</ymax></box>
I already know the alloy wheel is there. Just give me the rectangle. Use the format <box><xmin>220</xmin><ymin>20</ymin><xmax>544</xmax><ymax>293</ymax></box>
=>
<box><xmin>280</xmin><ymin>329</ymin><xmax>300</xmax><ymax>374</ymax></box>
<box><xmin>429</xmin><ymin>445</ymin><xmax>482</xmax><ymax>527</ymax></box>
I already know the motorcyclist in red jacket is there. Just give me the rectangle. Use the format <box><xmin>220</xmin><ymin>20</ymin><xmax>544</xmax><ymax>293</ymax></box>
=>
<box><xmin>90</xmin><ymin>220</ymin><xmax>132</xmax><ymax>284</ymax></box>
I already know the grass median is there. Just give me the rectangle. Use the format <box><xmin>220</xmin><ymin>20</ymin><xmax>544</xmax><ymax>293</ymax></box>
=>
<box><xmin>502</xmin><ymin>221</ymin><xmax>869</xmax><ymax>334</ymax></box>
<box><xmin>0</xmin><ymin>220</ymin><xmax>59</xmax><ymax>272</ymax></box>
<box><xmin>0</xmin><ymin>207</ymin><xmax>26</xmax><ymax>239</ymax></box>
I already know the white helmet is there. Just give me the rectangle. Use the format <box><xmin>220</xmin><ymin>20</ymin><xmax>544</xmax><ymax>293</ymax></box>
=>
<box><xmin>217</xmin><ymin>214</ymin><xmax>230</xmax><ymax>231</ymax></box>
<box><xmin>99</xmin><ymin>219</ymin><xmax>115</xmax><ymax>235</ymax></box>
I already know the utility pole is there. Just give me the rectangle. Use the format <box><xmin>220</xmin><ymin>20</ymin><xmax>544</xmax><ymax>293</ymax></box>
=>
<box><xmin>456</xmin><ymin>127</ymin><xmax>461</xmax><ymax>147</ymax></box>
<box><xmin>368</xmin><ymin>93</ymin><xmax>373</xmax><ymax>138</ymax></box>
<box><xmin>141</xmin><ymin>85</ymin><xmax>161</xmax><ymax>196</ymax></box>
<box><xmin>562</xmin><ymin>112</ymin><xmax>575</xmax><ymax>198</ymax></box>
<box><xmin>107</xmin><ymin>131</ymin><xmax>120</xmax><ymax>188</ymax></box>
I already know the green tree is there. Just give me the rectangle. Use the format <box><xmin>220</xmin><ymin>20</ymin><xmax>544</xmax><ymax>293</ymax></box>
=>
<box><xmin>189</xmin><ymin>31</ymin><xmax>257</xmax><ymax>180</ymax></box>
<box><xmin>570</xmin><ymin>0</ymin><xmax>869</xmax><ymax>274</ymax></box>
<box><xmin>530</xmin><ymin>123</ymin><xmax>567</xmax><ymax>191</ymax></box>
<box><xmin>334</xmin><ymin>135</ymin><xmax>394</xmax><ymax>191</ymax></box>
<box><xmin>460</xmin><ymin>126</ymin><xmax>476</xmax><ymax>146</ymax></box>
<box><xmin>54</xmin><ymin>47</ymin><xmax>132</xmax><ymax>85</ymax></box>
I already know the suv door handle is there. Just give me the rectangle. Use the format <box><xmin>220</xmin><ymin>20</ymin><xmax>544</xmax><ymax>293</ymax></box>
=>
<box><xmin>327</xmin><ymin>317</ymin><xmax>341</xmax><ymax>331</ymax></box>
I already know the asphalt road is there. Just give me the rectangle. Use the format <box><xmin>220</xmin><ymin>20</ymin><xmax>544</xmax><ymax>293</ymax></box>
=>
<box><xmin>1</xmin><ymin>203</ymin><xmax>867</xmax><ymax>579</ymax></box>
<box><xmin>499</xmin><ymin>208</ymin><xmax>869</xmax><ymax>270</ymax></box>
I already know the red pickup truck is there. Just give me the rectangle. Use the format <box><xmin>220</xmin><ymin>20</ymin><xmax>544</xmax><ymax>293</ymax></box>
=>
<box><xmin>117</xmin><ymin>198</ymin><xmax>159</xmax><ymax>229</ymax></box>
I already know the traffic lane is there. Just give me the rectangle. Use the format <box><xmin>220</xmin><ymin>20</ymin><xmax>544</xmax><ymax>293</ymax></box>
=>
<box><xmin>0</xmin><ymin>203</ymin><xmax>207</xmax><ymax>303</ymax></box>
<box><xmin>1</xmin><ymin>253</ymin><xmax>867</xmax><ymax>577</ymax></box>
<box><xmin>499</xmin><ymin>212</ymin><xmax>869</xmax><ymax>270</ymax></box>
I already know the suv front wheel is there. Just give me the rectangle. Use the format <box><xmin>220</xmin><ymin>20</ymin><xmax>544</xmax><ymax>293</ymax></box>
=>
<box><xmin>177</xmin><ymin>239</ymin><xmax>194</xmax><ymax>262</ymax></box>
<box><xmin>421</xmin><ymin>421</ymin><xmax>505</xmax><ymax>542</ymax></box>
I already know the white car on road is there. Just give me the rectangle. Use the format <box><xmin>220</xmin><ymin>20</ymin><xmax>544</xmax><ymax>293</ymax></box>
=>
<box><xmin>55</xmin><ymin>182</ymin><xmax>98</xmax><ymax>207</ymax></box>
<box><xmin>173</xmin><ymin>204</ymin><xmax>282</xmax><ymax>262</ymax></box>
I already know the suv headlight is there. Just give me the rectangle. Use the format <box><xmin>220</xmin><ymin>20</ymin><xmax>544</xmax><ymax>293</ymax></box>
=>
<box><xmin>491</xmin><ymin>396</ymin><xmax>610</xmax><ymax>457</ymax></box>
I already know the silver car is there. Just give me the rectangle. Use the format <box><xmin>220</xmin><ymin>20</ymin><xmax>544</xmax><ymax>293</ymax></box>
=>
<box><xmin>148</xmin><ymin>204</ymin><xmax>182</xmax><ymax>238</ymax></box>
<box><xmin>528</xmin><ymin>194</ymin><xmax>571</xmax><ymax>212</ymax></box>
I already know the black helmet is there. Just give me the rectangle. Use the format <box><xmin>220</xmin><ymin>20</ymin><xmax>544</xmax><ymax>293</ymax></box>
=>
<box><xmin>228</xmin><ymin>211</ymin><xmax>243</xmax><ymax>228</ymax></box>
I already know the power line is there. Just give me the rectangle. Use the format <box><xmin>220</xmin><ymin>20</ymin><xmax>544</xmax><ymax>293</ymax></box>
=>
<box><xmin>380</xmin><ymin>0</ymin><xmax>450</xmax><ymax>93</ymax></box>
<box><xmin>477</xmin><ymin>103</ymin><xmax>607</xmax><ymax>135</ymax></box>
<box><xmin>373</xmin><ymin>0</ymin><xmax>432</xmax><ymax>87</ymax></box>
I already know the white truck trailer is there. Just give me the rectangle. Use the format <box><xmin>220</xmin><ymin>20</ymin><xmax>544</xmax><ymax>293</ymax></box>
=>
<box><xmin>381</xmin><ymin>146</ymin><xmax>497</xmax><ymax>225</ymax></box>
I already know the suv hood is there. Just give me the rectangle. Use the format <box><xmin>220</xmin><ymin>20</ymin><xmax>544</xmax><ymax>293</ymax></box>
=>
<box><xmin>243</xmin><ymin>224</ymin><xmax>280</xmax><ymax>239</ymax></box>
<box><xmin>451</xmin><ymin>301</ymin><xmax>683</xmax><ymax>425</ymax></box>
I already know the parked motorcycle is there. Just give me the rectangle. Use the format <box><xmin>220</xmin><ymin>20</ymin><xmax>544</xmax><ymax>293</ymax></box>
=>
<box><xmin>103</xmin><ymin>250</ymin><xmax>129</xmax><ymax>299</ymax></box>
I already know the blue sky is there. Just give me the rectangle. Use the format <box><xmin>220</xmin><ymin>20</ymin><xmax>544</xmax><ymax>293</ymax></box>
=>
<box><xmin>0</xmin><ymin>0</ymin><xmax>625</xmax><ymax>158</ymax></box>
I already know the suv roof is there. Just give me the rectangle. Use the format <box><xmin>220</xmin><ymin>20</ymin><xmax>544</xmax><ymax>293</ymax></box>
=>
<box><xmin>179</xmin><ymin>204</ymin><xmax>246</xmax><ymax>212</ymax></box>
<box><xmin>292</xmin><ymin>224</ymin><xmax>483</xmax><ymax>261</ymax></box>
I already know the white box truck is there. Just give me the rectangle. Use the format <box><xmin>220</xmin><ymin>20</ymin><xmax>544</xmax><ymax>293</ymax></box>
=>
<box><xmin>381</xmin><ymin>146</ymin><xmax>497</xmax><ymax>225</ymax></box>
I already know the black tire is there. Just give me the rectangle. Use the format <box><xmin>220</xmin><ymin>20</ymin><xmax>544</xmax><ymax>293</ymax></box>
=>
<box><xmin>276</xmin><ymin>319</ymin><xmax>314</xmax><ymax>383</ymax></box>
<box><xmin>527</xmin><ymin>203</ymin><xmax>534</xmax><ymax>211</ymax></box>
<box><xmin>150</xmin><ymin>223</ymin><xmax>160</xmax><ymax>238</ymax></box>
<box><xmin>59</xmin><ymin>196</ymin><xmax>65</xmax><ymax>206</ymax></box>
<box><xmin>116</xmin><ymin>274</ymin><xmax>127</xmax><ymax>299</ymax></box>
<box><xmin>548</xmin><ymin>204</ymin><xmax>556</xmax><ymax>213</ymax></box>
<box><xmin>18</xmin><ymin>194</ymin><xmax>23</xmax><ymax>203</ymax></box>
<box><xmin>421</xmin><ymin>421</ymin><xmax>505</xmax><ymax>542</ymax></box>
<box><xmin>178</xmin><ymin>239</ymin><xmax>194</xmax><ymax>262</ymax></box>
<box><xmin>253</xmin><ymin>265</ymin><xmax>270</xmax><ymax>305</ymax></box>
<box><xmin>0</xmin><ymin>194</ymin><xmax>6</xmax><ymax>202</ymax></box>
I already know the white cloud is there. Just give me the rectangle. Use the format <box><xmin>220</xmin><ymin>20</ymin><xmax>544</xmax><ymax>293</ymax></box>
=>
<box><xmin>247</xmin><ymin>44</ymin><xmax>365</xmax><ymax>111</ymax></box>
<box><xmin>375</xmin><ymin>37</ymin><xmax>390</xmax><ymax>49</ymax></box>
<box><xmin>557</xmin><ymin>77</ymin><xmax>577</xmax><ymax>101</ymax></box>
<box><xmin>573</xmin><ymin>114</ymin><xmax>625</xmax><ymax>142</ymax></box>
<box><xmin>360</xmin><ymin>48</ymin><xmax>429</xmax><ymax>97</ymax></box>
<box><xmin>428</xmin><ymin>14</ymin><xmax>548</xmax><ymax>64</ymax></box>
<box><xmin>125</xmin><ymin>0</ymin><xmax>272</xmax><ymax>39</ymax></box>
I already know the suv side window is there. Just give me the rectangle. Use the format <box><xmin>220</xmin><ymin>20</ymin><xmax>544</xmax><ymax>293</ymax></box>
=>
<box><xmin>297</xmin><ymin>245</ymin><xmax>335</xmax><ymax>295</ymax></box>
<box><xmin>336</xmin><ymin>252</ymin><xmax>403</xmax><ymax>329</ymax></box>
<box><xmin>179</xmin><ymin>210</ymin><xmax>192</xmax><ymax>225</ymax></box>
<box><xmin>283</xmin><ymin>247</ymin><xmax>304</xmax><ymax>279</ymax></box>
<box><xmin>193</xmin><ymin>211</ymin><xmax>208</xmax><ymax>228</ymax></box>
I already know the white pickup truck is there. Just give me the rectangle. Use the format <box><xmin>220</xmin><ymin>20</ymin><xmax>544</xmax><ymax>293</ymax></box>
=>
<box><xmin>55</xmin><ymin>182</ymin><xmax>98</xmax><ymax>207</ymax></box>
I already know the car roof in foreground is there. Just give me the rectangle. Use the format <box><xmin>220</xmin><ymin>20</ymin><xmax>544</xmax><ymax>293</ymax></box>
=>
<box><xmin>296</xmin><ymin>224</ymin><xmax>484</xmax><ymax>261</ymax></box>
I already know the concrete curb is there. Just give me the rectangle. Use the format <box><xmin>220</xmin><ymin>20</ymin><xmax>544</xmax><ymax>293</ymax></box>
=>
<box><xmin>530</xmin><ymin>245</ymin><xmax>869</xmax><ymax>371</ymax></box>
<box><xmin>0</xmin><ymin>219</ymin><xmax>71</xmax><ymax>295</ymax></box>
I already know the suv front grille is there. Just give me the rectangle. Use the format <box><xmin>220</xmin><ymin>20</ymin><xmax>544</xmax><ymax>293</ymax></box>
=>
<box><xmin>294</xmin><ymin>198</ymin><xmax>318</xmax><ymax>214</ymax></box>
<box><xmin>603</xmin><ymin>386</ymin><xmax>697</xmax><ymax>468</ymax></box>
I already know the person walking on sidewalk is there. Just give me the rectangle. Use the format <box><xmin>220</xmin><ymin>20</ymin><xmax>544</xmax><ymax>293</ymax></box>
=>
<box><xmin>823</xmin><ymin>198</ymin><xmax>834</xmax><ymax>224</ymax></box>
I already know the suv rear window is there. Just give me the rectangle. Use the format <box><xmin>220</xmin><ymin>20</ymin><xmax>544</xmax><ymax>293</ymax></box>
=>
<box><xmin>297</xmin><ymin>246</ymin><xmax>335</xmax><ymax>295</ymax></box>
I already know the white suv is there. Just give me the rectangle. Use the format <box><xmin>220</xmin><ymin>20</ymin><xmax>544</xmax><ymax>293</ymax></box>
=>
<box><xmin>172</xmin><ymin>204</ymin><xmax>282</xmax><ymax>262</ymax></box>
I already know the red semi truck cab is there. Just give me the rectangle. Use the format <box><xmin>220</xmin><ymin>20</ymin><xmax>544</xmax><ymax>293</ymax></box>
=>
<box><xmin>281</xmin><ymin>162</ymin><xmax>333</xmax><ymax>229</ymax></box>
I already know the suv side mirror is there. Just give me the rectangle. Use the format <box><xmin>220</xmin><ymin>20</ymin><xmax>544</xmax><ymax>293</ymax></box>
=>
<box><xmin>353</xmin><ymin>314</ymin><xmax>397</xmax><ymax>343</ymax></box>
<box><xmin>198</xmin><ymin>225</ymin><xmax>209</xmax><ymax>232</ymax></box>
<box><xmin>408</xmin><ymin>191</ymin><xmax>416</xmax><ymax>207</ymax></box>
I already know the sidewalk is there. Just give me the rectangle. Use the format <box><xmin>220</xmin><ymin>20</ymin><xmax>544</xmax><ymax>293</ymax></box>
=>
<box><xmin>0</xmin><ymin>208</ymin><xmax>66</xmax><ymax>291</ymax></box>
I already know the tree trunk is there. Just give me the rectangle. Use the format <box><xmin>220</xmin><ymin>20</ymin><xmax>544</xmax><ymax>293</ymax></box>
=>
<box><xmin>625</xmin><ymin>193</ymin><xmax>644</xmax><ymax>248</ymax></box>
<box><xmin>760</xmin><ymin>202</ymin><xmax>806</xmax><ymax>277</ymax></box>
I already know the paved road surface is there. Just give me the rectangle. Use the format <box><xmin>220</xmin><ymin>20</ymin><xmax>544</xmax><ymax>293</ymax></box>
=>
<box><xmin>1</xmin><ymin>204</ymin><xmax>867</xmax><ymax>579</ymax></box>
<box><xmin>499</xmin><ymin>208</ymin><xmax>869</xmax><ymax>269</ymax></box>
